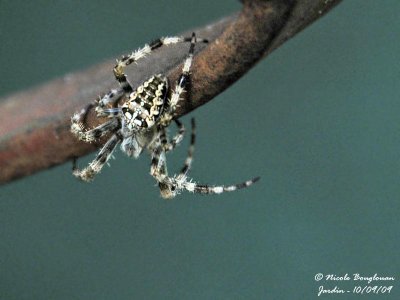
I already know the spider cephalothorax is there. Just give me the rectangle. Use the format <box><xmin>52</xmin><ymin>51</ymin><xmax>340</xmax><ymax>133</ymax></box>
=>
<box><xmin>71</xmin><ymin>33</ymin><xmax>259</xmax><ymax>198</ymax></box>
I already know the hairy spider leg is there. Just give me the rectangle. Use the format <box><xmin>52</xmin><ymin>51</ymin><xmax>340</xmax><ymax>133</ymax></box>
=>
<box><xmin>186</xmin><ymin>177</ymin><xmax>261</xmax><ymax>195</ymax></box>
<box><xmin>150</xmin><ymin>146</ymin><xmax>174</xmax><ymax>198</ymax></box>
<box><xmin>153</xmin><ymin>117</ymin><xmax>260</xmax><ymax>198</ymax></box>
<box><xmin>158</xmin><ymin>127</ymin><xmax>169</xmax><ymax>150</ymax></box>
<box><xmin>71</xmin><ymin>118</ymin><xmax>120</xmax><ymax>143</ymax></box>
<box><xmin>167</xmin><ymin>118</ymin><xmax>260</xmax><ymax>196</ymax></box>
<box><xmin>152</xmin><ymin>118</ymin><xmax>195</xmax><ymax>198</ymax></box>
<box><xmin>71</xmin><ymin>87</ymin><xmax>125</xmax><ymax>140</ymax></box>
<box><xmin>73</xmin><ymin>132</ymin><xmax>123</xmax><ymax>181</ymax></box>
<box><xmin>161</xmin><ymin>33</ymin><xmax>198</xmax><ymax>125</ymax></box>
<box><xmin>162</xmin><ymin>119</ymin><xmax>186</xmax><ymax>152</ymax></box>
<box><xmin>95</xmin><ymin>88</ymin><xmax>125</xmax><ymax>116</ymax></box>
<box><xmin>179</xmin><ymin>118</ymin><xmax>196</xmax><ymax>176</ymax></box>
<box><xmin>113</xmin><ymin>33</ymin><xmax>208</xmax><ymax>94</ymax></box>
<box><xmin>150</xmin><ymin>140</ymin><xmax>185</xmax><ymax>199</ymax></box>
<box><xmin>150</xmin><ymin>147</ymin><xmax>167</xmax><ymax>182</ymax></box>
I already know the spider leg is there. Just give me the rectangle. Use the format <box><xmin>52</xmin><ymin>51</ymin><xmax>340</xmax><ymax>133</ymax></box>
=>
<box><xmin>71</xmin><ymin>87</ymin><xmax>125</xmax><ymax>139</ymax></box>
<box><xmin>114</xmin><ymin>32</ymin><xmax>206</xmax><ymax>95</ymax></box>
<box><xmin>172</xmin><ymin>117</ymin><xmax>259</xmax><ymax>195</ymax></box>
<box><xmin>162</xmin><ymin>33</ymin><xmax>197</xmax><ymax>122</ymax></box>
<box><xmin>159</xmin><ymin>118</ymin><xmax>194</xmax><ymax>174</ymax></box>
<box><xmin>70</xmin><ymin>103</ymin><xmax>95</xmax><ymax>134</ymax></box>
<box><xmin>163</xmin><ymin>119</ymin><xmax>186</xmax><ymax>152</ymax></box>
<box><xmin>73</xmin><ymin>132</ymin><xmax>123</xmax><ymax>182</ymax></box>
<box><xmin>160</xmin><ymin>118</ymin><xmax>195</xmax><ymax>174</ymax></box>
<box><xmin>181</xmin><ymin>177</ymin><xmax>261</xmax><ymax>195</ymax></box>
<box><xmin>159</xmin><ymin>127</ymin><xmax>169</xmax><ymax>151</ymax></box>
<box><xmin>150</xmin><ymin>136</ymin><xmax>259</xmax><ymax>198</ymax></box>
<box><xmin>150</xmin><ymin>147</ymin><xmax>168</xmax><ymax>184</ymax></box>
<box><xmin>95</xmin><ymin>88</ymin><xmax>125</xmax><ymax>116</ymax></box>
<box><xmin>158</xmin><ymin>173</ymin><xmax>260</xmax><ymax>198</ymax></box>
<box><xmin>71</xmin><ymin>118</ymin><xmax>119</xmax><ymax>142</ymax></box>
<box><xmin>152</xmin><ymin>117</ymin><xmax>259</xmax><ymax>197</ymax></box>
<box><xmin>150</xmin><ymin>145</ymin><xmax>182</xmax><ymax>199</ymax></box>
<box><xmin>179</xmin><ymin>118</ymin><xmax>196</xmax><ymax>176</ymax></box>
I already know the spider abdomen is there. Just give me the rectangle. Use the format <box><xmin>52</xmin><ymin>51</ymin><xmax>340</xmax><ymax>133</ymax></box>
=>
<box><xmin>122</xmin><ymin>74</ymin><xmax>168</xmax><ymax>130</ymax></box>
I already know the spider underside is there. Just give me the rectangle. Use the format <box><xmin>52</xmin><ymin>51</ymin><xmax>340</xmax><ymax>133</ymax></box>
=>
<box><xmin>71</xmin><ymin>33</ymin><xmax>259</xmax><ymax>198</ymax></box>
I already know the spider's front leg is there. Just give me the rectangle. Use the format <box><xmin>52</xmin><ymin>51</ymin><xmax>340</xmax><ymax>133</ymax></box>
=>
<box><xmin>114</xmin><ymin>32</ymin><xmax>205</xmax><ymax>121</ymax></box>
<box><xmin>160</xmin><ymin>33</ymin><xmax>198</xmax><ymax>125</ymax></box>
<box><xmin>71</xmin><ymin>118</ymin><xmax>120</xmax><ymax>143</ymax></box>
<box><xmin>71</xmin><ymin>88</ymin><xmax>125</xmax><ymax>180</ymax></box>
<box><xmin>95</xmin><ymin>88</ymin><xmax>125</xmax><ymax>116</ymax></box>
<box><xmin>73</xmin><ymin>132</ymin><xmax>123</xmax><ymax>182</ymax></box>
<box><xmin>71</xmin><ymin>88</ymin><xmax>125</xmax><ymax>141</ymax></box>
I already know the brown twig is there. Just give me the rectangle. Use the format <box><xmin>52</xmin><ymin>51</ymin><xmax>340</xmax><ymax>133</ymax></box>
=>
<box><xmin>0</xmin><ymin>0</ymin><xmax>342</xmax><ymax>184</ymax></box>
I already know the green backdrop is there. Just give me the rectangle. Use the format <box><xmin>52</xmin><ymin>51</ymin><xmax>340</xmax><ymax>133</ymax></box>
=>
<box><xmin>1</xmin><ymin>1</ymin><xmax>399</xmax><ymax>299</ymax></box>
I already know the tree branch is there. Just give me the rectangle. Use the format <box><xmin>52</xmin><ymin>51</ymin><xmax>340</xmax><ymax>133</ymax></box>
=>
<box><xmin>0</xmin><ymin>0</ymin><xmax>342</xmax><ymax>184</ymax></box>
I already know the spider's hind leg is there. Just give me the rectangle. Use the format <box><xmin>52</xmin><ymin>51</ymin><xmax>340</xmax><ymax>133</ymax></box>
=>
<box><xmin>150</xmin><ymin>145</ymin><xmax>182</xmax><ymax>199</ymax></box>
<box><xmin>172</xmin><ymin>117</ymin><xmax>259</xmax><ymax>195</ymax></box>
<box><xmin>182</xmin><ymin>177</ymin><xmax>261</xmax><ymax>195</ymax></box>
<box><xmin>162</xmin><ymin>119</ymin><xmax>186</xmax><ymax>153</ymax></box>
<box><xmin>179</xmin><ymin>118</ymin><xmax>196</xmax><ymax>176</ymax></box>
<box><xmin>148</xmin><ymin>118</ymin><xmax>195</xmax><ymax>198</ymax></box>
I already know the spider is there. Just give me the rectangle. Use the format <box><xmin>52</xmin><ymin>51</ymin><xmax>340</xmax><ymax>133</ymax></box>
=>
<box><xmin>71</xmin><ymin>32</ymin><xmax>259</xmax><ymax>198</ymax></box>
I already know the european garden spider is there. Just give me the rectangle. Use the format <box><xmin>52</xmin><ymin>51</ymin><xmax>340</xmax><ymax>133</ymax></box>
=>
<box><xmin>71</xmin><ymin>33</ymin><xmax>259</xmax><ymax>198</ymax></box>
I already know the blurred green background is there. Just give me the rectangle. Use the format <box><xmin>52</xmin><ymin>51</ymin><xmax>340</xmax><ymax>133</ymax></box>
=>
<box><xmin>0</xmin><ymin>1</ymin><xmax>399</xmax><ymax>299</ymax></box>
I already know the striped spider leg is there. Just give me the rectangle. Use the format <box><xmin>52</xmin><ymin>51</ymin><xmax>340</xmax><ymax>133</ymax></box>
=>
<box><xmin>151</xmin><ymin>118</ymin><xmax>260</xmax><ymax>198</ymax></box>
